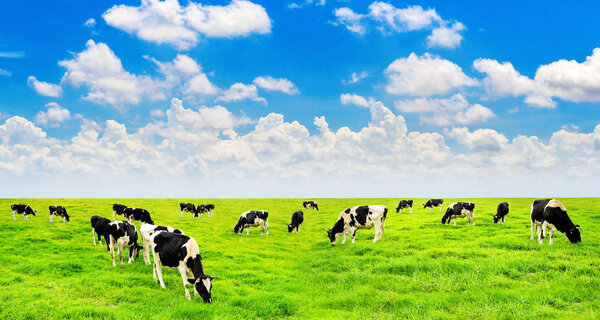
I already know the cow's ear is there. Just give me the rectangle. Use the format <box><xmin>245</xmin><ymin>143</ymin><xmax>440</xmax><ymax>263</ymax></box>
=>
<box><xmin>187</xmin><ymin>279</ymin><xmax>195</xmax><ymax>284</ymax></box>
<box><xmin>207</xmin><ymin>276</ymin><xmax>217</xmax><ymax>280</ymax></box>
<box><xmin>323</xmin><ymin>228</ymin><xmax>330</xmax><ymax>232</ymax></box>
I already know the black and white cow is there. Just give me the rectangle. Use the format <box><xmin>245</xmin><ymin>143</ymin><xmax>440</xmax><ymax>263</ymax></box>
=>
<box><xmin>112</xmin><ymin>203</ymin><xmax>128</xmax><ymax>220</ymax></box>
<box><xmin>140</xmin><ymin>223</ymin><xmax>185</xmax><ymax>265</ymax></box>
<box><xmin>107</xmin><ymin>220</ymin><xmax>142</xmax><ymax>267</ymax></box>
<box><xmin>11</xmin><ymin>204</ymin><xmax>36</xmax><ymax>221</ymax></box>
<box><xmin>123</xmin><ymin>207</ymin><xmax>154</xmax><ymax>224</ymax></box>
<box><xmin>423</xmin><ymin>199</ymin><xmax>444</xmax><ymax>212</ymax></box>
<box><xmin>325</xmin><ymin>205</ymin><xmax>387</xmax><ymax>245</ymax></box>
<box><xmin>395</xmin><ymin>200</ymin><xmax>413</xmax><ymax>214</ymax></box>
<box><xmin>91</xmin><ymin>215</ymin><xmax>111</xmax><ymax>251</ymax></box>
<box><xmin>195</xmin><ymin>204</ymin><xmax>215</xmax><ymax>218</ymax></box>
<box><xmin>233</xmin><ymin>210</ymin><xmax>269</xmax><ymax>236</ymax></box>
<box><xmin>180</xmin><ymin>203</ymin><xmax>196</xmax><ymax>218</ymax></box>
<box><xmin>49</xmin><ymin>205</ymin><xmax>69</xmax><ymax>222</ymax></box>
<box><xmin>150</xmin><ymin>231</ymin><xmax>216</xmax><ymax>302</ymax></box>
<box><xmin>441</xmin><ymin>202</ymin><xmax>475</xmax><ymax>226</ymax></box>
<box><xmin>303</xmin><ymin>201</ymin><xmax>319</xmax><ymax>211</ymax></box>
<box><xmin>531</xmin><ymin>199</ymin><xmax>581</xmax><ymax>245</ymax></box>
<box><xmin>287</xmin><ymin>211</ymin><xmax>304</xmax><ymax>233</ymax></box>
<box><xmin>494</xmin><ymin>202</ymin><xmax>509</xmax><ymax>224</ymax></box>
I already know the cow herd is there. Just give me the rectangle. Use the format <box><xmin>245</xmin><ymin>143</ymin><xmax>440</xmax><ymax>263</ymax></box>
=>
<box><xmin>9</xmin><ymin>198</ymin><xmax>582</xmax><ymax>303</ymax></box>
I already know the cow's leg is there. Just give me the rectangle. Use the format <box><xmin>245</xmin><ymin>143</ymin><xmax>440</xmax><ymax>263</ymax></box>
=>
<box><xmin>246</xmin><ymin>227</ymin><xmax>250</xmax><ymax>236</ymax></box>
<box><xmin>92</xmin><ymin>228</ymin><xmax>97</xmax><ymax>246</ymax></box>
<box><xmin>439</xmin><ymin>205</ymin><xmax>443</xmax><ymax>212</ymax></box>
<box><xmin>538</xmin><ymin>222</ymin><xmax>545</xmax><ymax>245</ymax></box>
<box><xmin>351</xmin><ymin>229</ymin><xmax>358</xmax><ymax>244</ymax></box>
<box><xmin>143</xmin><ymin>241</ymin><xmax>151</xmax><ymax>265</ymax></box>
<box><xmin>453</xmin><ymin>218</ymin><xmax>457</xmax><ymax>226</ymax></box>
<box><xmin>260</xmin><ymin>222</ymin><xmax>265</xmax><ymax>236</ymax></box>
<box><xmin>118</xmin><ymin>245</ymin><xmax>124</xmax><ymax>265</ymax></box>
<box><xmin>471</xmin><ymin>213</ymin><xmax>475</xmax><ymax>226</ymax></box>
<box><xmin>265</xmin><ymin>221</ymin><xmax>270</xmax><ymax>235</ymax></box>
<box><xmin>49</xmin><ymin>214</ymin><xmax>52</xmax><ymax>223</ymax></box>
<box><xmin>12</xmin><ymin>210</ymin><xmax>15</xmax><ymax>221</ymax></box>
<box><xmin>151</xmin><ymin>250</ymin><xmax>158</xmax><ymax>281</ymax></box>
<box><xmin>530</xmin><ymin>221</ymin><xmax>535</xmax><ymax>240</ymax></box>
<box><xmin>128</xmin><ymin>247</ymin><xmax>134</xmax><ymax>264</ymax></box>
<box><xmin>112</xmin><ymin>210</ymin><xmax>116</xmax><ymax>221</ymax></box>
<box><xmin>502</xmin><ymin>217</ymin><xmax>505</xmax><ymax>224</ymax></box>
<box><xmin>429</xmin><ymin>207</ymin><xmax>432</xmax><ymax>212</ymax></box>
<box><xmin>25</xmin><ymin>214</ymin><xmax>28</xmax><ymax>221</ymax></box>
<box><xmin>180</xmin><ymin>210</ymin><xmax>183</xmax><ymax>218</ymax></box>
<box><xmin>62</xmin><ymin>216</ymin><xmax>66</xmax><ymax>223</ymax></box>
<box><xmin>548</xmin><ymin>228</ymin><xmax>556</xmax><ymax>245</ymax></box>
<box><xmin>109</xmin><ymin>236</ymin><xmax>116</xmax><ymax>267</ymax></box>
<box><xmin>211</xmin><ymin>209</ymin><xmax>214</xmax><ymax>217</ymax></box>
<box><xmin>155</xmin><ymin>260</ymin><xmax>166</xmax><ymax>288</ymax></box>
<box><xmin>341</xmin><ymin>232</ymin><xmax>348</xmax><ymax>245</ymax></box>
<box><xmin>179</xmin><ymin>267</ymin><xmax>192</xmax><ymax>300</ymax></box>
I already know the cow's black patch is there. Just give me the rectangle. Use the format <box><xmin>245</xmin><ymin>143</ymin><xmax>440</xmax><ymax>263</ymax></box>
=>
<box><xmin>354</xmin><ymin>206</ymin><xmax>369</xmax><ymax>225</ymax></box>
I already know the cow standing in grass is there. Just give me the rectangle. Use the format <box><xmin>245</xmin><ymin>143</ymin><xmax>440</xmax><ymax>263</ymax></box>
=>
<box><xmin>395</xmin><ymin>200</ymin><xmax>413</xmax><ymax>213</ymax></box>
<box><xmin>325</xmin><ymin>205</ymin><xmax>387</xmax><ymax>245</ymax></box>
<box><xmin>113</xmin><ymin>203</ymin><xmax>127</xmax><ymax>220</ymax></box>
<box><xmin>494</xmin><ymin>202</ymin><xmax>509</xmax><ymax>224</ymax></box>
<box><xmin>123</xmin><ymin>207</ymin><xmax>154</xmax><ymax>224</ymax></box>
<box><xmin>11</xmin><ymin>204</ymin><xmax>36</xmax><ymax>221</ymax></box>
<box><xmin>49</xmin><ymin>206</ymin><xmax>69</xmax><ymax>222</ymax></box>
<box><xmin>441</xmin><ymin>202</ymin><xmax>475</xmax><ymax>226</ymax></box>
<box><xmin>287</xmin><ymin>211</ymin><xmax>304</xmax><ymax>233</ymax></box>
<box><xmin>150</xmin><ymin>231</ymin><xmax>216</xmax><ymax>302</ymax></box>
<box><xmin>234</xmin><ymin>211</ymin><xmax>269</xmax><ymax>236</ymax></box>
<box><xmin>91</xmin><ymin>216</ymin><xmax>111</xmax><ymax>250</ymax></box>
<box><xmin>303</xmin><ymin>201</ymin><xmax>319</xmax><ymax>211</ymax></box>
<box><xmin>423</xmin><ymin>199</ymin><xmax>443</xmax><ymax>212</ymax></box>
<box><xmin>107</xmin><ymin>221</ymin><xmax>142</xmax><ymax>267</ymax></box>
<box><xmin>531</xmin><ymin>199</ymin><xmax>581</xmax><ymax>245</ymax></box>
<box><xmin>195</xmin><ymin>204</ymin><xmax>215</xmax><ymax>218</ymax></box>
<box><xmin>140</xmin><ymin>223</ymin><xmax>185</xmax><ymax>265</ymax></box>
<box><xmin>180</xmin><ymin>203</ymin><xmax>196</xmax><ymax>218</ymax></box>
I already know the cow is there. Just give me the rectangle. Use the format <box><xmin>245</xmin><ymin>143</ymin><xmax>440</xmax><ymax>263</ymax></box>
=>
<box><xmin>494</xmin><ymin>202</ymin><xmax>509</xmax><ymax>224</ymax></box>
<box><xmin>441</xmin><ymin>202</ymin><xmax>475</xmax><ymax>226</ymax></box>
<box><xmin>324</xmin><ymin>205</ymin><xmax>387</xmax><ymax>245</ymax></box>
<box><xmin>287</xmin><ymin>211</ymin><xmax>304</xmax><ymax>233</ymax></box>
<box><xmin>123</xmin><ymin>207</ymin><xmax>154</xmax><ymax>224</ymax></box>
<box><xmin>11</xmin><ymin>204</ymin><xmax>36</xmax><ymax>221</ymax></box>
<box><xmin>49</xmin><ymin>206</ymin><xmax>69</xmax><ymax>223</ymax></box>
<box><xmin>140</xmin><ymin>223</ymin><xmax>185</xmax><ymax>265</ymax></box>
<box><xmin>112</xmin><ymin>203</ymin><xmax>128</xmax><ymax>220</ymax></box>
<box><xmin>530</xmin><ymin>199</ymin><xmax>581</xmax><ymax>245</ymax></box>
<box><xmin>150</xmin><ymin>231</ymin><xmax>216</xmax><ymax>302</ymax></box>
<box><xmin>303</xmin><ymin>201</ymin><xmax>319</xmax><ymax>211</ymax></box>
<box><xmin>91</xmin><ymin>215</ymin><xmax>111</xmax><ymax>251</ymax></box>
<box><xmin>233</xmin><ymin>210</ymin><xmax>269</xmax><ymax>236</ymax></box>
<box><xmin>107</xmin><ymin>220</ymin><xmax>142</xmax><ymax>267</ymax></box>
<box><xmin>395</xmin><ymin>200</ymin><xmax>413</xmax><ymax>214</ymax></box>
<box><xmin>195</xmin><ymin>204</ymin><xmax>215</xmax><ymax>218</ymax></box>
<box><xmin>423</xmin><ymin>199</ymin><xmax>444</xmax><ymax>212</ymax></box>
<box><xmin>180</xmin><ymin>203</ymin><xmax>196</xmax><ymax>218</ymax></box>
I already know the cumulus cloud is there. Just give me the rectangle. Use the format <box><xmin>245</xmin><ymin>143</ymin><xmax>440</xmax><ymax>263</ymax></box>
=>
<box><xmin>342</xmin><ymin>71</ymin><xmax>368</xmax><ymax>84</ymax></box>
<box><xmin>83</xmin><ymin>18</ymin><xmax>96</xmax><ymax>28</ymax></box>
<box><xmin>217</xmin><ymin>83</ymin><xmax>265</xmax><ymax>104</ymax></box>
<box><xmin>288</xmin><ymin>0</ymin><xmax>326</xmax><ymax>9</ymax></box>
<box><xmin>385</xmin><ymin>53</ymin><xmax>477</xmax><ymax>96</ymax></box>
<box><xmin>102</xmin><ymin>0</ymin><xmax>271</xmax><ymax>50</ymax></box>
<box><xmin>340</xmin><ymin>93</ymin><xmax>369</xmax><ymax>107</ymax></box>
<box><xmin>333</xmin><ymin>7</ymin><xmax>366</xmax><ymax>34</ymax></box>
<box><xmin>427</xmin><ymin>22</ymin><xmax>465</xmax><ymax>49</ymax></box>
<box><xmin>253</xmin><ymin>76</ymin><xmax>299</xmax><ymax>95</ymax></box>
<box><xmin>446</xmin><ymin>127</ymin><xmax>508</xmax><ymax>152</ymax></box>
<box><xmin>27</xmin><ymin>76</ymin><xmax>62</xmax><ymax>97</ymax></box>
<box><xmin>34</xmin><ymin>102</ymin><xmax>71</xmax><ymax>127</ymax></box>
<box><xmin>395</xmin><ymin>94</ymin><xmax>495</xmax><ymax>126</ymax></box>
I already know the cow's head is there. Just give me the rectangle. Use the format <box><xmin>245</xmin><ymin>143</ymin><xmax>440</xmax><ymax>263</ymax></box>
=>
<box><xmin>324</xmin><ymin>228</ymin><xmax>339</xmax><ymax>245</ymax></box>
<box><xmin>566</xmin><ymin>225</ymin><xmax>581</xmax><ymax>243</ymax></box>
<box><xmin>287</xmin><ymin>224</ymin><xmax>294</xmax><ymax>233</ymax></box>
<box><xmin>233</xmin><ymin>223</ymin><xmax>243</xmax><ymax>234</ymax></box>
<box><xmin>65</xmin><ymin>214</ymin><xmax>70</xmax><ymax>222</ymax></box>
<box><xmin>29</xmin><ymin>207</ymin><xmax>37</xmax><ymax>216</ymax></box>
<box><xmin>493</xmin><ymin>215</ymin><xmax>500</xmax><ymax>223</ymax></box>
<box><xmin>132</xmin><ymin>243</ymin><xmax>142</xmax><ymax>258</ymax></box>
<box><xmin>441</xmin><ymin>208</ymin><xmax>452</xmax><ymax>224</ymax></box>
<box><xmin>191</xmin><ymin>275</ymin><xmax>216</xmax><ymax>303</ymax></box>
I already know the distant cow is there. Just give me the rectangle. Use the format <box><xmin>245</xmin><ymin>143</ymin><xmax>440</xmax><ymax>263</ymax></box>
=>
<box><xmin>150</xmin><ymin>231</ymin><xmax>216</xmax><ymax>302</ymax></box>
<box><xmin>112</xmin><ymin>203</ymin><xmax>128</xmax><ymax>220</ymax></box>
<box><xmin>107</xmin><ymin>220</ymin><xmax>142</xmax><ymax>267</ymax></box>
<box><xmin>140</xmin><ymin>223</ymin><xmax>185</xmax><ymax>265</ymax></box>
<box><xmin>287</xmin><ymin>211</ymin><xmax>304</xmax><ymax>233</ymax></box>
<box><xmin>395</xmin><ymin>200</ymin><xmax>413</xmax><ymax>214</ymax></box>
<box><xmin>123</xmin><ymin>207</ymin><xmax>154</xmax><ymax>224</ymax></box>
<box><xmin>11</xmin><ymin>204</ymin><xmax>36</xmax><ymax>221</ymax></box>
<box><xmin>325</xmin><ymin>205</ymin><xmax>387</xmax><ymax>245</ymax></box>
<box><xmin>195</xmin><ymin>204</ymin><xmax>215</xmax><ymax>218</ymax></box>
<box><xmin>49</xmin><ymin>206</ymin><xmax>69</xmax><ymax>223</ymax></box>
<box><xmin>423</xmin><ymin>199</ymin><xmax>444</xmax><ymax>212</ymax></box>
<box><xmin>531</xmin><ymin>199</ymin><xmax>581</xmax><ymax>245</ymax></box>
<box><xmin>180</xmin><ymin>203</ymin><xmax>196</xmax><ymax>218</ymax></box>
<box><xmin>441</xmin><ymin>202</ymin><xmax>475</xmax><ymax>226</ymax></box>
<box><xmin>234</xmin><ymin>211</ymin><xmax>270</xmax><ymax>236</ymax></box>
<box><xmin>91</xmin><ymin>215</ymin><xmax>111</xmax><ymax>251</ymax></box>
<box><xmin>494</xmin><ymin>202</ymin><xmax>509</xmax><ymax>224</ymax></box>
<box><xmin>303</xmin><ymin>201</ymin><xmax>319</xmax><ymax>211</ymax></box>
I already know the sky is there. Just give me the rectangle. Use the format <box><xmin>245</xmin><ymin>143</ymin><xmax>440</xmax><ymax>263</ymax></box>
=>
<box><xmin>0</xmin><ymin>0</ymin><xmax>599</xmax><ymax>198</ymax></box>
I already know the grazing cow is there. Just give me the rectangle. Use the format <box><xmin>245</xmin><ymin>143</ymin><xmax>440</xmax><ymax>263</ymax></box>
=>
<box><xmin>140</xmin><ymin>223</ymin><xmax>185</xmax><ymax>265</ymax></box>
<box><xmin>531</xmin><ymin>199</ymin><xmax>581</xmax><ymax>245</ymax></box>
<box><xmin>49</xmin><ymin>206</ymin><xmax>69</xmax><ymax>223</ymax></box>
<box><xmin>91</xmin><ymin>215</ymin><xmax>111</xmax><ymax>251</ymax></box>
<box><xmin>441</xmin><ymin>202</ymin><xmax>476</xmax><ymax>226</ymax></box>
<box><xmin>107</xmin><ymin>221</ymin><xmax>142</xmax><ymax>267</ymax></box>
<box><xmin>11</xmin><ymin>204</ymin><xmax>36</xmax><ymax>221</ymax></box>
<box><xmin>423</xmin><ymin>199</ymin><xmax>444</xmax><ymax>212</ymax></box>
<box><xmin>150</xmin><ymin>231</ymin><xmax>216</xmax><ymax>302</ymax></box>
<box><xmin>494</xmin><ymin>202</ymin><xmax>509</xmax><ymax>224</ymax></box>
<box><xmin>195</xmin><ymin>204</ymin><xmax>215</xmax><ymax>218</ymax></box>
<box><xmin>180</xmin><ymin>203</ymin><xmax>196</xmax><ymax>218</ymax></box>
<box><xmin>303</xmin><ymin>201</ymin><xmax>319</xmax><ymax>211</ymax></box>
<box><xmin>287</xmin><ymin>211</ymin><xmax>304</xmax><ymax>233</ymax></box>
<box><xmin>325</xmin><ymin>205</ymin><xmax>387</xmax><ymax>245</ymax></box>
<box><xmin>112</xmin><ymin>203</ymin><xmax>128</xmax><ymax>220</ymax></box>
<box><xmin>123</xmin><ymin>207</ymin><xmax>154</xmax><ymax>224</ymax></box>
<box><xmin>233</xmin><ymin>211</ymin><xmax>269</xmax><ymax>236</ymax></box>
<box><xmin>395</xmin><ymin>200</ymin><xmax>413</xmax><ymax>214</ymax></box>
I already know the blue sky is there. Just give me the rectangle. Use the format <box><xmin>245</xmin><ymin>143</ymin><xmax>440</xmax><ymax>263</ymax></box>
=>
<box><xmin>0</xmin><ymin>0</ymin><xmax>599</xmax><ymax>197</ymax></box>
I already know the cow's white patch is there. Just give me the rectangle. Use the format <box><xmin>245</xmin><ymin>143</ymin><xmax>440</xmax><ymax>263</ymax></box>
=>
<box><xmin>547</xmin><ymin>199</ymin><xmax>566</xmax><ymax>211</ymax></box>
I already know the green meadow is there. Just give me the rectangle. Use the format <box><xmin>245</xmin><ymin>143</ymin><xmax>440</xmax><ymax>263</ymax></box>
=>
<box><xmin>0</xmin><ymin>198</ymin><xmax>598</xmax><ymax>319</ymax></box>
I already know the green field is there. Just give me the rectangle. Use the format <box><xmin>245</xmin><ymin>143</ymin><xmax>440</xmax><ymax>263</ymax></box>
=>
<box><xmin>1</xmin><ymin>198</ymin><xmax>598</xmax><ymax>319</ymax></box>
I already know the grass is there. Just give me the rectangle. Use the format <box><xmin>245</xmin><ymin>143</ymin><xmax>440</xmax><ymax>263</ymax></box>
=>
<box><xmin>0</xmin><ymin>198</ymin><xmax>599</xmax><ymax>319</ymax></box>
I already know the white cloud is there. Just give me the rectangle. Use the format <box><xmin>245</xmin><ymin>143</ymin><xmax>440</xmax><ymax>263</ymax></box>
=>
<box><xmin>253</xmin><ymin>76</ymin><xmax>299</xmax><ymax>95</ymax></box>
<box><xmin>340</xmin><ymin>93</ymin><xmax>369</xmax><ymax>107</ymax></box>
<box><xmin>333</xmin><ymin>7</ymin><xmax>366</xmax><ymax>34</ymax></box>
<box><xmin>385</xmin><ymin>53</ymin><xmax>477</xmax><ymax>96</ymax></box>
<box><xmin>427</xmin><ymin>22</ymin><xmax>465</xmax><ymax>49</ymax></box>
<box><xmin>342</xmin><ymin>71</ymin><xmax>368</xmax><ymax>84</ymax></box>
<box><xmin>288</xmin><ymin>0</ymin><xmax>326</xmax><ymax>9</ymax></box>
<box><xmin>83</xmin><ymin>18</ymin><xmax>96</xmax><ymax>28</ymax></box>
<box><xmin>395</xmin><ymin>94</ymin><xmax>495</xmax><ymax>126</ymax></box>
<box><xmin>217</xmin><ymin>83</ymin><xmax>265</xmax><ymax>104</ymax></box>
<box><xmin>473</xmin><ymin>58</ymin><xmax>535</xmax><ymax>99</ymax></box>
<box><xmin>102</xmin><ymin>0</ymin><xmax>271</xmax><ymax>50</ymax></box>
<box><xmin>0</xmin><ymin>68</ymin><xmax>11</xmax><ymax>76</ymax></box>
<box><xmin>0</xmin><ymin>51</ymin><xmax>25</xmax><ymax>58</ymax></box>
<box><xmin>34</xmin><ymin>102</ymin><xmax>71</xmax><ymax>127</ymax></box>
<box><xmin>446</xmin><ymin>127</ymin><xmax>508</xmax><ymax>152</ymax></box>
<box><xmin>150</xmin><ymin>109</ymin><xmax>165</xmax><ymax>117</ymax></box>
<box><xmin>368</xmin><ymin>2</ymin><xmax>441</xmax><ymax>32</ymax></box>
<box><xmin>27</xmin><ymin>76</ymin><xmax>62</xmax><ymax>97</ymax></box>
